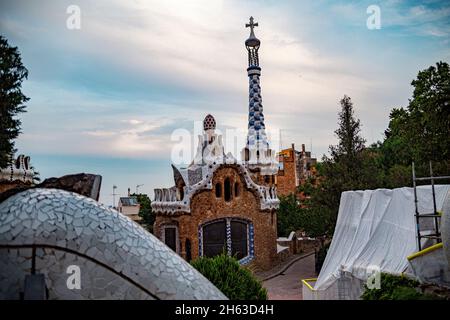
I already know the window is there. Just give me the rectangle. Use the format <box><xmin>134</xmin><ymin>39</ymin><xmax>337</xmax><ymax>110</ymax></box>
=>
<box><xmin>215</xmin><ymin>183</ymin><xmax>222</xmax><ymax>198</ymax></box>
<box><xmin>201</xmin><ymin>218</ymin><xmax>253</xmax><ymax>263</ymax></box>
<box><xmin>231</xmin><ymin>221</ymin><xmax>248</xmax><ymax>259</ymax></box>
<box><xmin>185</xmin><ymin>239</ymin><xmax>192</xmax><ymax>262</ymax></box>
<box><xmin>178</xmin><ymin>187</ymin><xmax>184</xmax><ymax>201</ymax></box>
<box><xmin>164</xmin><ymin>227</ymin><xmax>177</xmax><ymax>252</ymax></box>
<box><xmin>234</xmin><ymin>182</ymin><xmax>240</xmax><ymax>197</ymax></box>
<box><xmin>224</xmin><ymin>178</ymin><xmax>232</xmax><ymax>202</ymax></box>
<box><xmin>264</xmin><ymin>175</ymin><xmax>270</xmax><ymax>183</ymax></box>
<box><xmin>203</xmin><ymin>221</ymin><xmax>227</xmax><ymax>257</ymax></box>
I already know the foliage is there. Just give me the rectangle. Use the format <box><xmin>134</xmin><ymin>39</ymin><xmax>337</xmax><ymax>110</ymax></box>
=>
<box><xmin>130</xmin><ymin>193</ymin><xmax>155</xmax><ymax>232</ymax></box>
<box><xmin>191</xmin><ymin>253</ymin><xmax>267</xmax><ymax>300</ymax></box>
<box><xmin>361</xmin><ymin>273</ymin><xmax>438</xmax><ymax>300</ymax></box>
<box><xmin>0</xmin><ymin>35</ymin><xmax>29</xmax><ymax>169</ymax></box>
<box><xmin>276</xmin><ymin>194</ymin><xmax>301</xmax><ymax>237</ymax></box>
<box><xmin>304</xmin><ymin>95</ymin><xmax>381</xmax><ymax>237</ymax></box>
<box><xmin>378</xmin><ymin>61</ymin><xmax>450</xmax><ymax>180</ymax></box>
<box><xmin>277</xmin><ymin>194</ymin><xmax>332</xmax><ymax>238</ymax></box>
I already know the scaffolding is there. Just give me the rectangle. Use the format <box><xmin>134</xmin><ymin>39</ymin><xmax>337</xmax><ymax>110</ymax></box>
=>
<box><xmin>412</xmin><ymin>161</ymin><xmax>450</xmax><ymax>251</ymax></box>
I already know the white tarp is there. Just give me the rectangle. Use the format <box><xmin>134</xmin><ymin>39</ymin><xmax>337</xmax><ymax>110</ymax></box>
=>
<box><xmin>314</xmin><ymin>185</ymin><xmax>450</xmax><ymax>293</ymax></box>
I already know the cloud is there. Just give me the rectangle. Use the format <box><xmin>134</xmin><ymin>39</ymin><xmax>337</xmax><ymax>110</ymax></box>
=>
<box><xmin>3</xmin><ymin>0</ymin><xmax>450</xmax><ymax>164</ymax></box>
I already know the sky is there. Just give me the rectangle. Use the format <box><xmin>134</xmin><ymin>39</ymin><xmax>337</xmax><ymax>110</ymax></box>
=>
<box><xmin>1</xmin><ymin>0</ymin><xmax>449</xmax><ymax>206</ymax></box>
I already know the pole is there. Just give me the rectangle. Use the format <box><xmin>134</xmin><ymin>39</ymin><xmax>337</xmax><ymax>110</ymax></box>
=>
<box><xmin>429</xmin><ymin>161</ymin><xmax>439</xmax><ymax>241</ymax></box>
<box><xmin>412</xmin><ymin>162</ymin><xmax>421</xmax><ymax>251</ymax></box>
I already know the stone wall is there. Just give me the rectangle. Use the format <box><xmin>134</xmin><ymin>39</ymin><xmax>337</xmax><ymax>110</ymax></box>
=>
<box><xmin>154</xmin><ymin>166</ymin><xmax>278</xmax><ymax>271</ymax></box>
<box><xmin>277</xmin><ymin>232</ymin><xmax>323</xmax><ymax>256</ymax></box>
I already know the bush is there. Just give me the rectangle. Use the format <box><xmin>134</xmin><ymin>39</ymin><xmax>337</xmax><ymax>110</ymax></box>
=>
<box><xmin>361</xmin><ymin>273</ymin><xmax>438</xmax><ymax>300</ymax></box>
<box><xmin>191</xmin><ymin>254</ymin><xmax>267</xmax><ymax>300</ymax></box>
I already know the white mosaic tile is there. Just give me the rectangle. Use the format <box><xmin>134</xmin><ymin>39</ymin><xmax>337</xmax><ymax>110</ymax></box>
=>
<box><xmin>0</xmin><ymin>188</ymin><xmax>227</xmax><ymax>300</ymax></box>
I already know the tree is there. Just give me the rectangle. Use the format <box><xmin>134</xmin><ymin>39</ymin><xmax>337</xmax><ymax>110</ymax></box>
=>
<box><xmin>276</xmin><ymin>194</ymin><xmax>301</xmax><ymax>237</ymax></box>
<box><xmin>380</xmin><ymin>61</ymin><xmax>450</xmax><ymax>179</ymax></box>
<box><xmin>0</xmin><ymin>36</ymin><xmax>29</xmax><ymax>168</ymax></box>
<box><xmin>130</xmin><ymin>193</ymin><xmax>155</xmax><ymax>232</ymax></box>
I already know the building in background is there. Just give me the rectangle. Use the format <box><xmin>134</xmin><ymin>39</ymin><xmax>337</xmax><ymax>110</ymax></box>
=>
<box><xmin>276</xmin><ymin>144</ymin><xmax>317</xmax><ymax>197</ymax></box>
<box><xmin>117</xmin><ymin>188</ymin><xmax>141</xmax><ymax>222</ymax></box>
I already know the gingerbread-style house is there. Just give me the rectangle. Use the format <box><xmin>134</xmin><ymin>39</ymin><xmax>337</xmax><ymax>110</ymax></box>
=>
<box><xmin>152</xmin><ymin>17</ymin><xmax>280</xmax><ymax>270</ymax></box>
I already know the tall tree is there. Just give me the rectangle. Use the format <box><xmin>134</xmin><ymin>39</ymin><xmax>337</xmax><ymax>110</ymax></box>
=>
<box><xmin>307</xmin><ymin>95</ymin><xmax>378</xmax><ymax>235</ymax></box>
<box><xmin>0</xmin><ymin>36</ymin><xmax>29</xmax><ymax>168</ymax></box>
<box><xmin>329</xmin><ymin>95</ymin><xmax>366</xmax><ymax>168</ymax></box>
<box><xmin>381</xmin><ymin>61</ymin><xmax>450</xmax><ymax>178</ymax></box>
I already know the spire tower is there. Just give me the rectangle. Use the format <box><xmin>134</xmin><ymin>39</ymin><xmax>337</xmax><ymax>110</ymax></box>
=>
<box><xmin>242</xmin><ymin>17</ymin><xmax>276</xmax><ymax>175</ymax></box>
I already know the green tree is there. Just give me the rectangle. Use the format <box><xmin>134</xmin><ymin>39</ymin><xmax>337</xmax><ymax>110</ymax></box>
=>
<box><xmin>276</xmin><ymin>194</ymin><xmax>301</xmax><ymax>237</ymax></box>
<box><xmin>380</xmin><ymin>61</ymin><xmax>450</xmax><ymax>179</ymax></box>
<box><xmin>130</xmin><ymin>193</ymin><xmax>155</xmax><ymax>232</ymax></box>
<box><xmin>0</xmin><ymin>36</ymin><xmax>29</xmax><ymax>168</ymax></box>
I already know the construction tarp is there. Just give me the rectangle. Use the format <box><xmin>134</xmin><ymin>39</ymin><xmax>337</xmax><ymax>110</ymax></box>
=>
<box><xmin>314</xmin><ymin>185</ymin><xmax>450</xmax><ymax>295</ymax></box>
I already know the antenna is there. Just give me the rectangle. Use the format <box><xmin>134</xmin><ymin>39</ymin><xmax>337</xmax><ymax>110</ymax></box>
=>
<box><xmin>136</xmin><ymin>184</ymin><xmax>144</xmax><ymax>194</ymax></box>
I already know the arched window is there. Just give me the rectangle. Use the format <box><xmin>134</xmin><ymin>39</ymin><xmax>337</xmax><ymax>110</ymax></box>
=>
<box><xmin>203</xmin><ymin>221</ymin><xmax>227</xmax><ymax>257</ymax></box>
<box><xmin>163</xmin><ymin>226</ymin><xmax>178</xmax><ymax>253</ymax></box>
<box><xmin>264</xmin><ymin>175</ymin><xmax>270</xmax><ymax>184</ymax></box>
<box><xmin>201</xmin><ymin>218</ymin><xmax>253</xmax><ymax>262</ymax></box>
<box><xmin>230</xmin><ymin>221</ymin><xmax>248</xmax><ymax>259</ymax></box>
<box><xmin>224</xmin><ymin>178</ymin><xmax>232</xmax><ymax>202</ymax></box>
<box><xmin>178</xmin><ymin>187</ymin><xmax>184</xmax><ymax>201</ymax></box>
<box><xmin>234</xmin><ymin>182</ymin><xmax>240</xmax><ymax>197</ymax></box>
<box><xmin>215</xmin><ymin>183</ymin><xmax>222</xmax><ymax>198</ymax></box>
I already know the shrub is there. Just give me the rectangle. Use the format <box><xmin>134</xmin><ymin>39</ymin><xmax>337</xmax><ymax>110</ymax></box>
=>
<box><xmin>191</xmin><ymin>253</ymin><xmax>267</xmax><ymax>300</ymax></box>
<box><xmin>361</xmin><ymin>273</ymin><xmax>438</xmax><ymax>300</ymax></box>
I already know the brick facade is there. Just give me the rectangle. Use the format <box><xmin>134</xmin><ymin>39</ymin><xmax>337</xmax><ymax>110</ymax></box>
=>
<box><xmin>276</xmin><ymin>145</ymin><xmax>298</xmax><ymax>196</ymax></box>
<box><xmin>154</xmin><ymin>165</ymin><xmax>278</xmax><ymax>271</ymax></box>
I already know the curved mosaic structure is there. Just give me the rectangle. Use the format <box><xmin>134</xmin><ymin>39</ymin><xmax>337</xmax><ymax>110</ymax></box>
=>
<box><xmin>0</xmin><ymin>188</ymin><xmax>227</xmax><ymax>300</ymax></box>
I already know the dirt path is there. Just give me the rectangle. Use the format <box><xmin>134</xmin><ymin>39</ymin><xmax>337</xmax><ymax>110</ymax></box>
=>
<box><xmin>262</xmin><ymin>254</ymin><xmax>316</xmax><ymax>300</ymax></box>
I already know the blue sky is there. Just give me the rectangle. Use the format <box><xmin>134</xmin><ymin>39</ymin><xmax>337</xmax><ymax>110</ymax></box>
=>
<box><xmin>1</xmin><ymin>0</ymin><xmax>449</xmax><ymax>206</ymax></box>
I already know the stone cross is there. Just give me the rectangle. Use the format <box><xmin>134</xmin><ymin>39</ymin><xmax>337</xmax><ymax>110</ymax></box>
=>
<box><xmin>246</xmin><ymin>16</ymin><xmax>258</xmax><ymax>33</ymax></box>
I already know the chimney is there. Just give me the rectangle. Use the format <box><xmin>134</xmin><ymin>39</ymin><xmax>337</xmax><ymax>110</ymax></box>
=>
<box><xmin>302</xmin><ymin>144</ymin><xmax>305</xmax><ymax>153</ymax></box>
<box><xmin>128</xmin><ymin>188</ymin><xmax>130</xmax><ymax>197</ymax></box>
<box><xmin>291</xmin><ymin>143</ymin><xmax>295</xmax><ymax>151</ymax></box>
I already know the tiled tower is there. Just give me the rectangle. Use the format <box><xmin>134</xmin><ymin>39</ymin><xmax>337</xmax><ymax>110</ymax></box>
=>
<box><xmin>241</xmin><ymin>17</ymin><xmax>277</xmax><ymax>178</ymax></box>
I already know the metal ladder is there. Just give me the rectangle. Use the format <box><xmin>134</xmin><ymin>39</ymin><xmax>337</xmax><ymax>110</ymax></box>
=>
<box><xmin>412</xmin><ymin>161</ymin><xmax>450</xmax><ymax>251</ymax></box>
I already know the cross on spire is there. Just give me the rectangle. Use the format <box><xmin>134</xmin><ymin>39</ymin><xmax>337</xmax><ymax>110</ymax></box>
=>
<box><xmin>245</xmin><ymin>16</ymin><xmax>258</xmax><ymax>34</ymax></box>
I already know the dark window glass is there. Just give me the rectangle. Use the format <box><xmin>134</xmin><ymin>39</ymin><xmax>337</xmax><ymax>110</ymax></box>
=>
<box><xmin>164</xmin><ymin>227</ymin><xmax>177</xmax><ymax>252</ymax></box>
<box><xmin>203</xmin><ymin>221</ymin><xmax>227</xmax><ymax>257</ymax></box>
<box><xmin>224</xmin><ymin>178</ymin><xmax>232</xmax><ymax>202</ymax></box>
<box><xmin>234</xmin><ymin>182</ymin><xmax>240</xmax><ymax>197</ymax></box>
<box><xmin>231</xmin><ymin>221</ymin><xmax>248</xmax><ymax>260</ymax></box>
<box><xmin>215</xmin><ymin>183</ymin><xmax>222</xmax><ymax>198</ymax></box>
<box><xmin>179</xmin><ymin>187</ymin><xmax>184</xmax><ymax>201</ymax></box>
<box><xmin>185</xmin><ymin>239</ymin><xmax>192</xmax><ymax>262</ymax></box>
